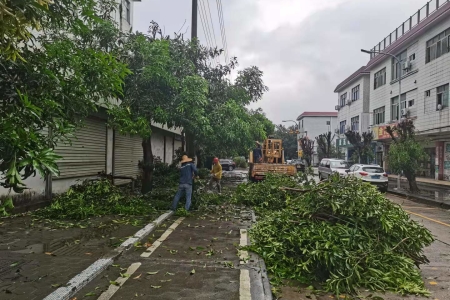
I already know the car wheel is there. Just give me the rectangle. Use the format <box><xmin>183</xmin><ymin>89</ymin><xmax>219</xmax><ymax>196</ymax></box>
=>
<box><xmin>318</xmin><ymin>173</ymin><xmax>322</xmax><ymax>181</ymax></box>
<box><xmin>228</xmin><ymin>165</ymin><xmax>234</xmax><ymax>171</ymax></box>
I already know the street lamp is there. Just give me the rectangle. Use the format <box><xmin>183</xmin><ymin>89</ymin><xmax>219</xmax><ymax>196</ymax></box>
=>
<box><xmin>361</xmin><ymin>49</ymin><xmax>402</xmax><ymax>190</ymax></box>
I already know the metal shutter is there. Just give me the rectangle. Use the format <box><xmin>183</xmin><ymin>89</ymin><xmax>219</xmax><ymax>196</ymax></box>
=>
<box><xmin>114</xmin><ymin>134</ymin><xmax>142</xmax><ymax>185</ymax></box>
<box><xmin>165</xmin><ymin>134</ymin><xmax>174</xmax><ymax>164</ymax></box>
<box><xmin>54</xmin><ymin>117</ymin><xmax>106</xmax><ymax>179</ymax></box>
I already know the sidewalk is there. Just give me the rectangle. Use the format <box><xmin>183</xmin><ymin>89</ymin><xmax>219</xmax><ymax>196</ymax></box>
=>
<box><xmin>72</xmin><ymin>206</ymin><xmax>270</xmax><ymax>300</ymax></box>
<box><xmin>388</xmin><ymin>175</ymin><xmax>450</xmax><ymax>208</ymax></box>
<box><xmin>0</xmin><ymin>212</ymin><xmax>162</xmax><ymax>300</ymax></box>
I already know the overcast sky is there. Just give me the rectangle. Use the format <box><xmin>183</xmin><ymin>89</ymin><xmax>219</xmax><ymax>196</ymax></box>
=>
<box><xmin>134</xmin><ymin>0</ymin><xmax>427</xmax><ymax>124</ymax></box>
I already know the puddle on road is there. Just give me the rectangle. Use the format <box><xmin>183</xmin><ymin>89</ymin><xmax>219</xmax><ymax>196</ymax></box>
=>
<box><xmin>389</xmin><ymin>182</ymin><xmax>450</xmax><ymax>203</ymax></box>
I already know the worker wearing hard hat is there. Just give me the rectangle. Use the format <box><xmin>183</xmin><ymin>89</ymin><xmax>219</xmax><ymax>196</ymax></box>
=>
<box><xmin>209</xmin><ymin>157</ymin><xmax>222</xmax><ymax>193</ymax></box>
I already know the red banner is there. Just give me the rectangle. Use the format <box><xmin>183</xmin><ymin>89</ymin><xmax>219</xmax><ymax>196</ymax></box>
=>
<box><xmin>373</xmin><ymin>125</ymin><xmax>397</xmax><ymax>140</ymax></box>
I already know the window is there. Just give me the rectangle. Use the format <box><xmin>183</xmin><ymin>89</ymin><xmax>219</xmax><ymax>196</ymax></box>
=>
<box><xmin>125</xmin><ymin>0</ymin><xmax>131</xmax><ymax>23</ymax></box>
<box><xmin>340</xmin><ymin>93</ymin><xmax>347</xmax><ymax>107</ymax></box>
<box><xmin>326</xmin><ymin>121</ymin><xmax>331</xmax><ymax>125</ymax></box>
<box><xmin>391</xmin><ymin>93</ymin><xmax>407</xmax><ymax>121</ymax></box>
<box><xmin>374</xmin><ymin>106</ymin><xmax>385</xmax><ymax>125</ymax></box>
<box><xmin>351</xmin><ymin>85</ymin><xmax>360</xmax><ymax>101</ymax></box>
<box><xmin>391</xmin><ymin>50</ymin><xmax>408</xmax><ymax>81</ymax></box>
<box><xmin>351</xmin><ymin>116</ymin><xmax>359</xmax><ymax>132</ymax></box>
<box><xmin>301</xmin><ymin>120</ymin><xmax>304</xmax><ymax>128</ymax></box>
<box><xmin>437</xmin><ymin>84</ymin><xmax>449</xmax><ymax>110</ymax></box>
<box><xmin>374</xmin><ymin>68</ymin><xmax>386</xmax><ymax>89</ymax></box>
<box><xmin>408</xmin><ymin>99</ymin><xmax>415</xmax><ymax>107</ymax></box>
<box><xmin>340</xmin><ymin>120</ymin><xmax>346</xmax><ymax>134</ymax></box>
<box><xmin>425</xmin><ymin>90</ymin><xmax>431</xmax><ymax>97</ymax></box>
<box><xmin>426</xmin><ymin>27</ymin><xmax>450</xmax><ymax>63</ymax></box>
<box><xmin>409</xmin><ymin>53</ymin><xmax>416</xmax><ymax>61</ymax></box>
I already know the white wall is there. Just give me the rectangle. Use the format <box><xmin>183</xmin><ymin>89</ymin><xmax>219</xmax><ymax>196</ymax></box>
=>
<box><xmin>368</xmin><ymin>18</ymin><xmax>450</xmax><ymax>134</ymax></box>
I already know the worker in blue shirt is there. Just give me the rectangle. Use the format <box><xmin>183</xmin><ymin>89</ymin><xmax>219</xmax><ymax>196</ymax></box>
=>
<box><xmin>171</xmin><ymin>155</ymin><xmax>198</xmax><ymax>211</ymax></box>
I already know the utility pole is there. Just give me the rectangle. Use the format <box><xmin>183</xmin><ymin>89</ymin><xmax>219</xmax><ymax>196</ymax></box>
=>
<box><xmin>191</xmin><ymin>0</ymin><xmax>198</xmax><ymax>39</ymax></box>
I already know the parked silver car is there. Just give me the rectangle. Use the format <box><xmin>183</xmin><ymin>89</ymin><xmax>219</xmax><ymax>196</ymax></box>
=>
<box><xmin>318</xmin><ymin>158</ymin><xmax>350</xmax><ymax>180</ymax></box>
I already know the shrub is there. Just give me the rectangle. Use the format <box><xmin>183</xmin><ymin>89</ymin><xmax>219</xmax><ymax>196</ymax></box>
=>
<box><xmin>233</xmin><ymin>156</ymin><xmax>248</xmax><ymax>168</ymax></box>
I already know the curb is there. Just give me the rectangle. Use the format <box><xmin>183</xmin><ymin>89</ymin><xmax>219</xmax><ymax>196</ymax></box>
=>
<box><xmin>248</xmin><ymin>209</ymin><xmax>273</xmax><ymax>300</ymax></box>
<box><xmin>388</xmin><ymin>190</ymin><xmax>450</xmax><ymax>209</ymax></box>
<box><xmin>43</xmin><ymin>210</ymin><xmax>174</xmax><ymax>300</ymax></box>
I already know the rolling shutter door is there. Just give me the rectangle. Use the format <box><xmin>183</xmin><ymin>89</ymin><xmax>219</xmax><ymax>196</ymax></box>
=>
<box><xmin>114</xmin><ymin>134</ymin><xmax>142</xmax><ymax>185</ymax></box>
<box><xmin>54</xmin><ymin>117</ymin><xmax>106</xmax><ymax>179</ymax></box>
<box><xmin>165</xmin><ymin>134</ymin><xmax>174</xmax><ymax>164</ymax></box>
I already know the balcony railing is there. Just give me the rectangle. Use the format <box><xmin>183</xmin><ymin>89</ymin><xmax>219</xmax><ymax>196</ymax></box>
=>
<box><xmin>370</xmin><ymin>0</ymin><xmax>449</xmax><ymax>59</ymax></box>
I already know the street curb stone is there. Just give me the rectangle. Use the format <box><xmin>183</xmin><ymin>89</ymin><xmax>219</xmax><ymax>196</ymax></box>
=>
<box><xmin>388</xmin><ymin>190</ymin><xmax>450</xmax><ymax>209</ymax></box>
<box><xmin>42</xmin><ymin>210</ymin><xmax>174</xmax><ymax>300</ymax></box>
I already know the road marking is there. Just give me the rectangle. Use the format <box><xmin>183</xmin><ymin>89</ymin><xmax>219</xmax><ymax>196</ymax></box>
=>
<box><xmin>240</xmin><ymin>269</ymin><xmax>252</xmax><ymax>300</ymax></box>
<box><xmin>239</xmin><ymin>229</ymin><xmax>249</xmax><ymax>265</ymax></box>
<box><xmin>141</xmin><ymin>217</ymin><xmax>185</xmax><ymax>258</ymax></box>
<box><xmin>43</xmin><ymin>211</ymin><xmax>173</xmax><ymax>300</ymax></box>
<box><xmin>405</xmin><ymin>210</ymin><xmax>450</xmax><ymax>227</ymax></box>
<box><xmin>97</xmin><ymin>262</ymin><xmax>141</xmax><ymax>300</ymax></box>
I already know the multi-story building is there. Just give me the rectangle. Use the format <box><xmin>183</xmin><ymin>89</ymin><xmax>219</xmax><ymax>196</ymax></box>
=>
<box><xmin>296</xmin><ymin>112</ymin><xmax>338</xmax><ymax>166</ymax></box>
<box><xmin>334</xmin><ymin>67</ymin><xmax>372</xmax><ymax>161</ymax></box>
<box><xmin>337</xmin><ymin>0</ymin><xmax>450</xmax><ymax>180</ymax></box>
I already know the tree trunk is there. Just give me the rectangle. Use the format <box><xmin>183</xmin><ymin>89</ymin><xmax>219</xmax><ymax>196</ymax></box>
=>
<box><xmin>196</xmin><ymin>149</ymin><xmax>203</xmax><ymax>168</ymax></box>
<box><xmin>185</xmin><ymin>132</ymin><xmax>195</xmax><ymax>158</ymax></box>
<box><xmin>405</xmin><ymin>171</ymin><xmax>420</xmax><ymax>193</ymax></box>
<box><xmin>141</xmin><ymin>137</ymin><xmax>154</xmax><ymax>194</ymax></box>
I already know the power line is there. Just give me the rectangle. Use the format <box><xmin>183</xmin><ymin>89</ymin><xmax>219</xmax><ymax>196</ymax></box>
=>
<box><xmin>198</xmin><ymin>0</ymin><xmax>217</xmax><ymax>66</ymax></box>
<box><xmin>205</xmin><ymin>0</ymin><xmax>220</xmax><ymax>64</ymax></box>
<box><xmin>215</xmin><ymin>0</ymin><xmax>229</xmax><ymax>64</ymax></box>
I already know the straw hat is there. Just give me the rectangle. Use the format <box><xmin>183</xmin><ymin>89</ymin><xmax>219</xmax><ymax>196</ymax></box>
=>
<box><xmin>180</xmin><ymin>155</ymin><xmax>193</xmax><ymax>163</ymax></box>
<box><xmin>255</xmin><ymin>141</ymin><xmax>261</xmax><ymax>145</ymax></box>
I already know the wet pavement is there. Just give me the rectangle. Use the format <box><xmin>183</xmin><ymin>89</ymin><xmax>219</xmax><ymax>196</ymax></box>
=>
<box><xmin>388</xmin><ymin>177</ymin><xmax>450</xmax><ymax>208</ymax></box>
<box><xmin>279</xmin><ymin>193</ymin><xmax>450</xmax><ymax>300</ymax></box>
<box><xmin>72</xmin><ymin>206</ymin><xmax>269</xmax><ymax>300</ymax></box>
<box><xmin>0</xmin><ymin>213</ymin><xmax>159</xmax><ymax>299</ymax></box>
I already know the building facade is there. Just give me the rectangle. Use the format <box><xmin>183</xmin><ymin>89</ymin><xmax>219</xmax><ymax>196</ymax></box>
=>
<box><xmin>340</xmin><ymin>0</ymin><xmax>450</xmax><ymax>180</ymax></box>
<box><xmin>334</xmin><ymin>67</ymin><xmax>372</xmax><ymax>162</ymax></box>
<box><xmin>296</xmin><ymin>112</ymin><xmax>338</xmax><ymax>166</ymax></box>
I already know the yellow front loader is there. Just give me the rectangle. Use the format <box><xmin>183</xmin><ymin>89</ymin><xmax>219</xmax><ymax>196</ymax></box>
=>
<box><xmin>248</xmin><ymin>139</ymin><xmax>297</xmax><ymax>182</ymax></box>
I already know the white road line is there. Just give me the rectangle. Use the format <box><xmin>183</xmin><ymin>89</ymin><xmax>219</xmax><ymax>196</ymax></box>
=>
<box><xmin>239</xmin><ymin>229</ymin><xmax>249</xmax><ymax>265</ymax></box>
<box><xmin>240</xmin><ymin>269</ymin><xmax>252</xmax><ymax>300</ymax></box>
<box><xmin>97</xmin><ymin>262</ymin><xmax>141</xmax><ymax>300</ymax></box>
<box><xmin>141</xmin><ymin>217</ymin><xmax>185</xmax><ymax>258</ymax></box>
<box><xmin>43</xmin><ymin>211</ymin><xmax>173</xmax><ymax>300</ymax></box>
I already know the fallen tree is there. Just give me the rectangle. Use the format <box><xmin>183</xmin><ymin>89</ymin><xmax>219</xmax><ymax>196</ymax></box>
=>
<box><xmin>234</xmin><ymin>174</ymin><xmax>434</xmax><ymax>296</ymax></box>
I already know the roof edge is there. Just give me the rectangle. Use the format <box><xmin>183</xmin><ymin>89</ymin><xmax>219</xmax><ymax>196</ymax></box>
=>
<box><xmin>334</xmin><ymin>67</ymin><xmax>369</xmax><ymax>93</ymax></box>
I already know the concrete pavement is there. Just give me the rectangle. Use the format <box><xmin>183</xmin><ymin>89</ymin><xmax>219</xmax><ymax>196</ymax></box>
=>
<box><xmin>72</xmin><ymin>206</ymin><xmax>271</xmax><ymax>300</ymax></box>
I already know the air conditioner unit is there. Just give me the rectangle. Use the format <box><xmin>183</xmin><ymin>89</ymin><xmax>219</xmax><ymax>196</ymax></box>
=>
<box><xmin>335</xmin><ymin>105</ymin><xmax>340</xmax><ymax>111</ymax></box>
<box><xmin>346</xmin><ymin>100</ymin><xmax>351</xmax><ymax>106</ymax></box>
<box><xmin>401</xmin><ymin>108</ymin><xmax>408</xmax><ymax>116</ymax></box>
<box><xmin>438</xmin><ymin>104</ymin><xmax>443</xmax><ymax>111</ymax></box>
<box><xmin>402</xmin><ymin>60</ymin><xmax>411</xmax><ymax>70</ymax></box>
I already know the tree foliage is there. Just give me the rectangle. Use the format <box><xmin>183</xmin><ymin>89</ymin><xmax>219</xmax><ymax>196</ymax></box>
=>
<box><xmin>299</xmin><ymin>137</ymin><xmax>315</xmax><ymax>166</ymax></box>
<box><xmin>0</xmin><ymin>0</ymin><xmax>129</xmax><ymax>192</ymax></box>
<box><xmin>386</xmin><ymin>119</ymin><xmax>427</xmax><ymax>192</ymax></box>
<box><xmin>234</xmin><ymin>174</ymin><xmax>434</xmax><ymax>296</ymax></box>
<box><xmin>344</xmin><ymin>131</ymin><xmax>374</xmax><ymax>163</ymax></box>
<box><xmin>109</xmin><ymin>22</ymin><xmax>271</xmax><ymax>191</ymax></box>
<box><xmin>273</xmin><ymin>125</ymin><xmax>298</xmax><ymax>160</ymax></box>
<box><xmin>315</xmin><ymin>132</ymin><xmax>341</xmax><ymax>161</ymax></box>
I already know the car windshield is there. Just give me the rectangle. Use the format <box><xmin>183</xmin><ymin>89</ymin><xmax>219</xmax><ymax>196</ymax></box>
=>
<box><xmin>363</xmin><ymin>167</ymin><xmax>384</xmax><ymax>173</ymax></box>
<box><xmin>330</xmin><ymin>161</ymin><xmax>349</xmax><ymax>169</ymax></box>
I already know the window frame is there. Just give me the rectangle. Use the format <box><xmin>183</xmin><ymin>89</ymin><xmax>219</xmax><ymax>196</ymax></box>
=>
<box><xmin>426</xmin><ymin>27</ymin><xmax>450</xmax><ymax>63</ymax></box>
<box><xmin>436</xmin><ymin>84</ymin><xmax>449</xmax><ymax>110</ymax></box>
<box><xmin>374</xmin><ymin>68</ymin><xmax>386</xmax><ymax>90</ymax></box>
<box><xmin>351</xmin><ymin>85</ymin><xmax>360</xmax><ymax>101</ymax></box>
<box><xmin>391</xmin><ymin>50</ymin><xmax>407</xmax><ymax>81</ymax></box>
<box><xmin>390</xmin><ymin>93</ymin><xmax>407</xmax><ymax>121</ymax></box>
<box><xmin>373</xmin><ymin>106</ymin><xmax>385</xmax><ymax>125</ymax></box>
<box><xmin>339</xmin><ymin>120</ymin><xmax>347</xmax><ymax>134</ymax></box>
<box><xmin>340</xmin><ymin>93</ymin><xmax>347</xmax><ymax>107</ymax></box>
<box><xmin>125</xmin><ymin>0</ymin><xmax>131</xmax><ymax>23</ymax></box>
<box><xmin>351</xmin><ymin>116</ymin><xmax>359</xmax><ymax>132</ymax></box>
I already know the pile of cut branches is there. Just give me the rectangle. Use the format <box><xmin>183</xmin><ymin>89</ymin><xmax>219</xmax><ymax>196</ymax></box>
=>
<box><xmin>235</xmin><ymin>174</ymin><xmax>434</xmax><ymax>296</ymax></box>
<box><xmin>35</xmin><ymin>179</ymin><xmax>156</xmax><ymax>220</ymax></box>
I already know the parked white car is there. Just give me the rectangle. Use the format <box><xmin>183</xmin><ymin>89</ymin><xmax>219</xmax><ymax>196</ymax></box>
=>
<box><xmin>318</xmin><ymin>159</ymin><xmax>351</xmax><ymax>180</ymax></box>
<box><xmin>346</xmin><ymin>164</ymin><xmax>388</xmax><ymax>193</ymax></box>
